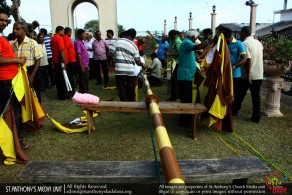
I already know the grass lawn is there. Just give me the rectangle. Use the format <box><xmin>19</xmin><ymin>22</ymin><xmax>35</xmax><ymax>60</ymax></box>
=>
<box><xmin>0</xmin><ymin>71</ymin><xmax>291</xmax><ymax>184</ymax></box>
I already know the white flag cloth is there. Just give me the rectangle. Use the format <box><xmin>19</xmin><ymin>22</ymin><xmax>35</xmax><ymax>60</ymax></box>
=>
<box><xmin>61</xmin><ymin>63</ymin><xmax>72</xmax><ymax>92</ymax></box>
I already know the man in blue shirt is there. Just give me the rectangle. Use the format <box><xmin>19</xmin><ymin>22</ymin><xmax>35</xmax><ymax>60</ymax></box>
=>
<box><xmin>223</xmin><ymin>28</ymin><xmax>247</xmax><ymax>116</ymax></box>
<box><xmin>146</xmin><ymin>31</ymin><xmax>169</xmax><ymax>78</ymax></box>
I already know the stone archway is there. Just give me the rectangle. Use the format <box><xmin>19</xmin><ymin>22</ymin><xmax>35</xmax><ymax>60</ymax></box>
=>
<box><xmin>49</xmin><ymin>0</ymin><xmax>117</xmax><ymax>37</ymax></box>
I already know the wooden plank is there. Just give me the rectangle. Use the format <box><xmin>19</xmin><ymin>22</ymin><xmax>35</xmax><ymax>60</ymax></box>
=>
<box><xmin>19</xmin><ymin>161</ymin><xmax>159</xmax><ymax>183</ymax></box>
<box><xmin>19</xmin><ymin>157</ymin><xmax>270</xmax><ymax>183</ymax></box>
<box><xmin>179</xmin><ymin>157</ymin><xmax>270</xmax><ymax>182</ymax></box>
<box><xmin>79</xmin><ymin>101</ymin><xmax>146</xmax><ymax>113</ymax></box>
<box><xmin>78</xmin><ymin>101</ymin><xmax>207</xmax><ymax>114</ymax></box>
<box><xmin>159</xmin><ymin>102</ymin><xmax>207</xmax><ymax>114</ymax></box>
<box><xmin>78</xmin><ymin>101</ymin><xmax>207</xmax><ymax>139</ymax></box>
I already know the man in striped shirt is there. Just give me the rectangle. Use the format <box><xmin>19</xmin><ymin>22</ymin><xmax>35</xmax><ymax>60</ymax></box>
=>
<box><xmin>13</xmin><ymin>22</ymin><xmax>43</xmax><ymax>102</ymax></box>
<box><xmin>40</xmin><ymin>28</ymin><xmax>55</xmax><ymax>87</ymax></box>
<box><xmin>110</xmin><ymin>28</ymin><xmax>144</xmax><ymax>101</ymax></box>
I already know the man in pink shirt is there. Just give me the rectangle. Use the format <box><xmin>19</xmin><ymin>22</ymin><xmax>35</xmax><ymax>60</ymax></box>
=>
<box><xmin>74</xmin><ymin>29</ymin><xmax>89</xmax><ymax>93</ymax></box>
<box><xmin>92</xmin><ymin>30</ymin><xmax>109</xmax><ymax>87</ymax></box>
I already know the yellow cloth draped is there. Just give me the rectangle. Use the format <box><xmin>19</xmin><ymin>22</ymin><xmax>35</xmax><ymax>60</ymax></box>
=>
<box><xmin>0</xmin><ymin>117</ymin><xmax>16</xmax><ymax>165</ymax></box>
<box><xmin>13</xmin><ymin>66</ymin><xmax>33</xmax><ymax>123</ymax></box>
<box><xmin>208</xmin><ymin>34</ymin><xmax>228</xmax><ymax>123</ymax></box>
<box><xmin>12</xmin><ymin>67</ymin><xmax>24</xmax><ymax>102</ymax></box>
<box><xmin>47</xmin><ymin>114</ymin><xmax>88</xmax><ymax>133</ymax></box>
<box><xmin>202</xmin><ymin>34</ymin><xmax>233</xmax><ymax>132</ymax></box>
<box><xmin>209</xmin><ymin>94</ymin><xmax>227</xmax><ymax>120</ymax></box>
<box><xmin>12</xmin><ymin>66</ymin><xmax>45</xmax><ymax>132</ymax></box>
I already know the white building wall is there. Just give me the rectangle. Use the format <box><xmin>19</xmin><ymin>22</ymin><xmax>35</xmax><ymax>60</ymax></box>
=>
<box><xmin>280</xmin><ymin>8</ymin><xmax>292</xmax><ymax>21</ymax></box>
<box><xmin>49</xmin><ymin>0</ymin><xmax>117</xmax><ymax>37</ymax></box>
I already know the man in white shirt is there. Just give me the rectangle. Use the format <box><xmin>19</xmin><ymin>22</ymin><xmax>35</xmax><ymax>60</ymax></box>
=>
<box><xmin>239</xmin><ymin>26</ymin><xmax>264</xmax><ymax>123</ymax></box>
<box><xmin>84</xmin><ymin>32</ymin><xmax>95</xmax><ymax>80</ymax></box>
<box><xmin>147</xmin><ymin>53</ymin><xmax>162</xmax><ymax>86</ymax></box>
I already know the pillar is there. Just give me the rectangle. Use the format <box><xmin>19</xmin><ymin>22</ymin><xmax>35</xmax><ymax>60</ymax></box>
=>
<box><xmin>250</xmin><ymin>3</ymin><xmax>258</xmax><ymax>36</ymax></box>
<box><xmin>164</xmin><ymin>20</ymin><xmax>167</xmax><ymax>34</ymax></box>
<box><xmin>211</xmin><ymin>5</ymin><xmax>216</xmax><ymax>35</ymax></box>
<box><xmin>174</xmin><ymin>16</ymin><xmax>177</xmax><ymax>30</ymax></box>
<box><xmin>189</xmin><ymin>12</ymin><xmax>193</xmax><ymax>30</ymax></box>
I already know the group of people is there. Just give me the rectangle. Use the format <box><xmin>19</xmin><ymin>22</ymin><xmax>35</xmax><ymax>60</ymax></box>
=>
<box><xmin>48</xmin><ymin>27</ymin><xmax>118</xmax><ymax>100</ymax></box>
<box><xmin>200</xmin><ymin>26</ymin><xmax>263</xmax><ymax>128</ymax></box>
<box><xmin>0</xmin><ymin>5</ymin><xmax>264</xmax><ymax>161</ymax></box>
<box><xmin>142</xmin><ymin>26</ymin><xmax>263</xmax><ymax>130</ymax></box>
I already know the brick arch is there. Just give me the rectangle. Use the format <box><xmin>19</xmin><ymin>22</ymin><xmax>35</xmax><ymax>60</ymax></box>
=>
<box><xmin>49</xmin><ymin>0</ymin><xmax>117</xmax><ymax>37</ymax></box>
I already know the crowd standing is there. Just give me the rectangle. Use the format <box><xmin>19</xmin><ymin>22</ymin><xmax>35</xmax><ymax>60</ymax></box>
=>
<box><xmin>0</xmin><ymin>7</ymin><xmax>264</xmax><ymax>163</ymax></box>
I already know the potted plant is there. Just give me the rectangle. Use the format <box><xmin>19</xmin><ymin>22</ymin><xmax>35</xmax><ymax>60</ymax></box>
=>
<box><xmin>261</xmin><ymin>35</ymin><xmax>292</xmax><ymax>78</ymax></box>
<box><xmin>260</xmin><ymin>35</ymin><xmax>292</xmax><ymax>117</ymax></box>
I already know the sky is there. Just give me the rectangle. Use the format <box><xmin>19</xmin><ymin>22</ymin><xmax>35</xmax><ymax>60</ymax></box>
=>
<box><xmin>3</xmin><ymin>0</ymin><xmax>292</xmax><ymax>35</ymax></box>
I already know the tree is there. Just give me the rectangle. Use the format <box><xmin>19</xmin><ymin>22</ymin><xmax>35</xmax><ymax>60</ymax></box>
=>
<box><xmin>84</xmin><ymin>19</ymin><xmax>99</xmax><ymax>33</ymax></box>
<box><xmin>84</xmin><ymin>19</ymin><xmax>125</xmax><ymax>37</ymax></box>
<box><xmin>118</xmin><ymin>24</ymin><xmax>125</xmax><ymax>37</ymax></box>
<box><xmin>0</xmin><ymin>0</ymin><xmax>39</xmax><ymax>39</ymax></box>
<box><xmin>0</xmin><ymin>0</ymin><xmax>11</xmax><ymax>16</ymax></box>
<box><xmin>11</xmin><ymin>0</ymin><xmax>25</xmax><ymax>22</ymax></box>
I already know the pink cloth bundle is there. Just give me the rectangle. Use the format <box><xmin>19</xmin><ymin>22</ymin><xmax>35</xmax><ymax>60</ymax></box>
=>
<box><xmin>72</xmin><ymin>92</ymin><xmax>100</xmax><ymax>104</ymax></box>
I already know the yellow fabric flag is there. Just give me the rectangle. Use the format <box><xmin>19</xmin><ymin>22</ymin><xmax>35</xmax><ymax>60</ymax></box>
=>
<box><xmin>20</xmin><ymin>66</ymin><xmax>33</xmax><ymax>123</ymax></box>
<box><xmin>47</xmin><ymin>114</ymin><xmax>88</xmax><ymax>134</ymax></box>
<box><xmin>209</xmin><ymin>94</ymin><xmax>227</xmax><ymax>120</ymax></box>
<box><xmin>0</xmin><ymin>117</ymin><xmax>16</xmax><ymax>165</ymax></box>
<box><xmin>208</xmin><ymin>115</ymin><xmax>218</xmax><ymax>127</ymax></box>
<box><xmin>12</xmin><ymin>67</ymin><xmax>25</xmax><ymax>102</ymax></box>
<box><xmin>22</xmin><ymin>87</ymin><xmax>46</xmax><ymax>132</ymax></box>
<box><xmin>208</xmin><ymin>35</ymin><xmax>227</xmax><ymax>125</ymax></box>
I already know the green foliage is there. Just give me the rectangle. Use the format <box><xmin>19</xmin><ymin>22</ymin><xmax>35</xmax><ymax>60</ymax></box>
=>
<box><xmin>261</xmin><ymin>35</ymin><xmax>292</xmax><ymax>69</ymax></box>
<box><xmin>83</xmin><ymin>19</ymin><xmax>125</xmax><ymax>37</ymax></box>
<box><xmin>0</xmin><ymin>0</ymin><xmax>12</xmax><ymax>16</ymax></box>
<box><xmin>150</xmin><ymin>38</ymin><xmax>157</xmax><ymax>52</ymax></box>
<box><xmin>84</xmin><ymin>19</ymin><xmax>99</xmax><ymax>33</ymax></box>
<box><xmin>118</xmin><ymin>24</ymin><xmax>125</xmax><ymax>37</ymax></box>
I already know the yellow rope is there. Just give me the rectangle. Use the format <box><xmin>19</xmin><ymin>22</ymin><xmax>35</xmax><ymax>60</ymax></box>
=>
<box><xmin>204</xmin><ymin>123</ymin><xmax>241</xmax><ymax>157</ymax></box>
<box><xmin>204</xmin><ymin>122</ymin><xmax>242</xmax><ymax>157</ymax></box>
<box><xmin>215</xmin><ymin>133</ymin><xmax>241</xmax><ymax>157</ymax></box>
<box><xmin>233</xmin><ymin>132</ymin><xmax>292</xmax><ymax>181</ymax></box>
<box><xmin>204</xmin><ymin>121</ymin><xmax>291</xmax><ymax>181</ymax></box>
<box><xmin>202</xmin><ymin>121</ymin><xmax>291</xmax><ymax>181</ymax></box>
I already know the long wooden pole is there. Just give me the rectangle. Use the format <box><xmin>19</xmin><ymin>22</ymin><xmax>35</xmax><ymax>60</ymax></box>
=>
<box><xmin>144</xmin><ymin>75</ymin><xmax>185</xmax><ymax>184</ymax></box>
